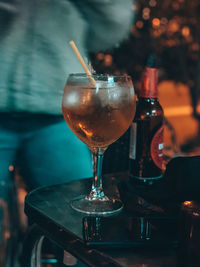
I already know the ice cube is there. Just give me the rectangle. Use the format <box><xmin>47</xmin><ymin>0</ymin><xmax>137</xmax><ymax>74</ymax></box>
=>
<box><xmin>63</xmin><ymin>91</ymin><xmax>79</xmax><ymax>107</ymax></box>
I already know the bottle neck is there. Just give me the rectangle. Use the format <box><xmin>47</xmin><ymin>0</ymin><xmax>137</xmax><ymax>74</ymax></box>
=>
<box><xmin>140</xmin><ymin>67</ymin><xmax>158</xmax><ymax>98</ymax></box>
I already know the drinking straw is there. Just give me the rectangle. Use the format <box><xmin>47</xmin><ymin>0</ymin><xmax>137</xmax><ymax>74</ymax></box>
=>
<box><xmin>69</xmin><ymin>40</ymin><xmax>96</xmax><ymax>86</ymax></box>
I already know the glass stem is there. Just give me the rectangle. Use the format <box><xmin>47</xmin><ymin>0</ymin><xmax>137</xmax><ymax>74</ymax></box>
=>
<box><xmin>89</xmin><ymin>148</ymin><xmax>107</xmax><ymax>200</ymax></box>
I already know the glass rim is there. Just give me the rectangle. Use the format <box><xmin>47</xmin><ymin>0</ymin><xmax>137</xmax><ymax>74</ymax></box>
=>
<box><xmin>68</xmin><ymin>73</ymin><xmax>132</xmax><ymax>79</ymax></box>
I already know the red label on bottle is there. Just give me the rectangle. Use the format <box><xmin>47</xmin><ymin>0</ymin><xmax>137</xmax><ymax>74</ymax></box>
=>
<box><xmin>140</xmin><ymin>67</ymin><xmax>158</xmax><ymax>98</ymax></box>
<box><xmin>150</xmin><ymin>126</ymin><xmax>164</xmax><ymax>169</ymax></box>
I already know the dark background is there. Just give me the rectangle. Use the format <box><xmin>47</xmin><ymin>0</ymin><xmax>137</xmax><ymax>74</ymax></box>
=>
<box><xmin>91</xmin><ymin>0</ymin><xmax>200</xmax><ymax>113</ymax></box>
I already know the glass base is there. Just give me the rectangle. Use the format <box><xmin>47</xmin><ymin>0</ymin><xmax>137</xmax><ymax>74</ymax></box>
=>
<box><xmin>70</xmin><ymin>195</ymin><xmax>123</xmax><ymax>216</ymax></box>
<box><xmin>132</xmin><ymin>174</ymin><xmax>163</xmax><ymax>185</ymax></box>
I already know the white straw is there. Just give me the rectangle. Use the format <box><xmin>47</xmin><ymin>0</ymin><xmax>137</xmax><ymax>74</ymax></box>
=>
<box><xmin>69</xmin><ymin>40</ymin><xmax>96</xmax><ymax>86</ymax></box>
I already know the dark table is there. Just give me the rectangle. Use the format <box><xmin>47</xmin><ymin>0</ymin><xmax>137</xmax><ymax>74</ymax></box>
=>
<box><xmin>24</xmin><ymin>172</ymin><xmax>179</xmax><ymax>267</ymax></box>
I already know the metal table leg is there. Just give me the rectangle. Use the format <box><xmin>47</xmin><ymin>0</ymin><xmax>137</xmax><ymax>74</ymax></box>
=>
<box><xmin>30</xmin><ymin>235</ymin><xmax>44</xmax><ymax>267</ymax></box>
<box><xmin>20</xmin><ymin>224</ymin><xmax>45</xmax><ymax>267</ymax></box>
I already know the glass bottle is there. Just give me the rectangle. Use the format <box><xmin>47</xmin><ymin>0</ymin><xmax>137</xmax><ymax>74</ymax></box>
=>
<box><xmin>129</xmin><ymin>66</ymin><xmax>164</xmax><ymax>183</ymax></box>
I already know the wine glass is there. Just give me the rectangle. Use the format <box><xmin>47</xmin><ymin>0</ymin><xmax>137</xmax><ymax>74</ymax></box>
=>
<box><xmin>62</xmin><ymin>73</ymin><xmax>136</xmax><ymax>216</ymax></box>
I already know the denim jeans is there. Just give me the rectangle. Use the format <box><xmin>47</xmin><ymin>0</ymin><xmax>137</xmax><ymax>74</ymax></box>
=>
<box><xmin>0</xmin><ymin>113</ymin><xmax>93</xmax><ymax>199</ymax></box>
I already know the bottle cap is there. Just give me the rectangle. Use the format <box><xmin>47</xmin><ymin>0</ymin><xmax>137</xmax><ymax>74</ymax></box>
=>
<box><xmin>140</xmin><ymin>67</ymin><xmax>158</xmax><ymax>98</ymax></box>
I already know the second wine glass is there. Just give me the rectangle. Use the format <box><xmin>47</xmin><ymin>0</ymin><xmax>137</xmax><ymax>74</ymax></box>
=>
<box><xmin>62</xmin><ymin>73</ymin><xmax>136</xmax><ymax>216</ymax></box>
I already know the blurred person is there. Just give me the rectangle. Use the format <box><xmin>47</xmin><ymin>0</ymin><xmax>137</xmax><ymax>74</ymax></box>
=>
<box><xmin>0</xmin><ymin>0</ymin><xmax>134</xmax><ymax>199</ymax></box>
